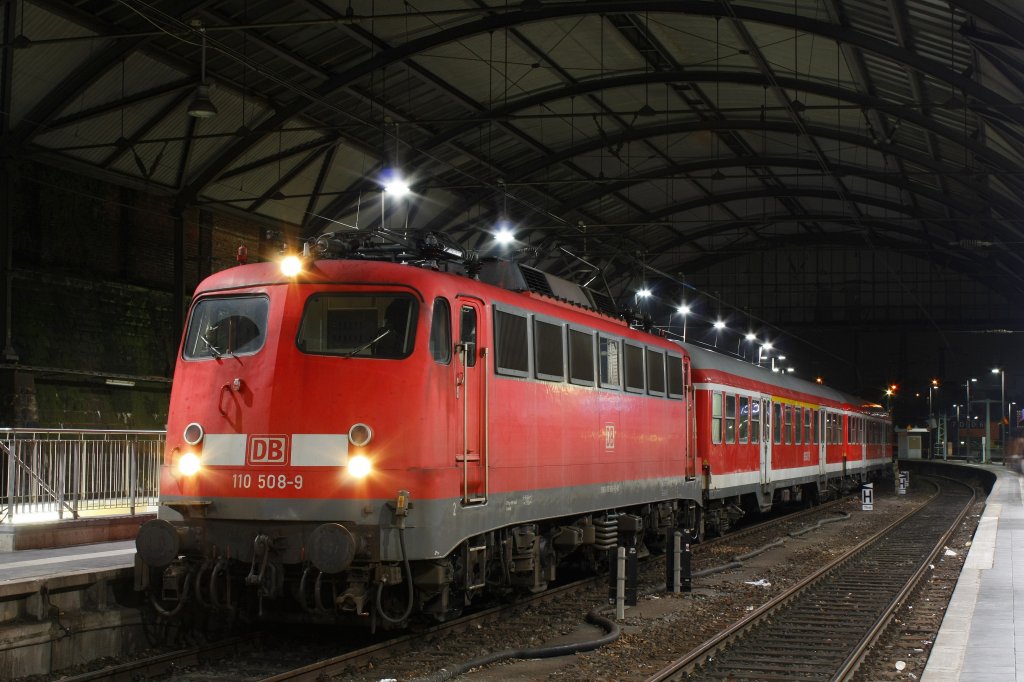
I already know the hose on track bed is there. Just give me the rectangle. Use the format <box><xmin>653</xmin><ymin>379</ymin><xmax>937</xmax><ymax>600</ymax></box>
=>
<box><xmin>410</xmin><ymin>610</ymin><xmax>620</xmax><ymax>682</ymax></box>
<box><xmin>695</xmin><ymin>511</ymin><xmax>851</xmax><ymax>578</ymax></box>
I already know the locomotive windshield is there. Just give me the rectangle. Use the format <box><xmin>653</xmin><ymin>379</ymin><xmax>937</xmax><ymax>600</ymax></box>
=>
<box><xmin>297</xmin><ymin>293</ymin><xmax>417</xmax><ymax>359</ymax></box>
<box><xmin>183</xmin><ymin>295</ymin><xmax>269</xmax><ymax>359</ymax></box>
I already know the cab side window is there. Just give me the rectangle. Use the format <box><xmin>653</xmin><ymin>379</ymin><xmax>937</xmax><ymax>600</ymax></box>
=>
<box><xmin>430</xmin><ymin>298</ymin><xmax>451</xmax><ymax>364</ymax></box>
<box><xmin>459</xmin><ymin>305</ymin><xmax>477</xmax><ymax>367</ymax></box>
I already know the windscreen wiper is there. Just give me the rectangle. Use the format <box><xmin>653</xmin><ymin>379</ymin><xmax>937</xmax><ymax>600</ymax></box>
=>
<box><xmin>201</xmin><ymin>331</ymin><xmax>223</xmax><ymax>357</ymax></box>
<box><xmin>344</xmin><ymin>328</ymin><xmax>390</xmax><ymax>358</ymax></box>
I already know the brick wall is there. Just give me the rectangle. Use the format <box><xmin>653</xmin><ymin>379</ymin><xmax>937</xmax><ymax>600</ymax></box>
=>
<box><xmin>2</xmin><ymin>162</ymin><xmax>293</xmax><ymax>428</ymax></box>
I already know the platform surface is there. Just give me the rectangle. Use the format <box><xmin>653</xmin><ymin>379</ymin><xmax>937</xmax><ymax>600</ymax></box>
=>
<box><xmin>0</xmin><ymin>539</ymin><xmax>135</xmax><ymax>585</ymax></box>
<box><xmin>925</xmin><ymin>464</ymin><xmax>1024</xmax><ymax>681</ymax></box>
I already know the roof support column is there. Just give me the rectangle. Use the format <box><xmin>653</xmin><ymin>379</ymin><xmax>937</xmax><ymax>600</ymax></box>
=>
<box><xmin>173</xmin><ymin>209</ymin><xmax>186</xmax><ymax>347</ymax></box>
<box><xmin>1</xmin><ymin>0</ymin><xmax>18</xmax><ymax>364</ymax></box>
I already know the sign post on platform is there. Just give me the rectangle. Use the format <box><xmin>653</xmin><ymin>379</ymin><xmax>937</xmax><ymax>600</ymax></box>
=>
<box><xmin>898</xmin><ymin>470</ymin><xmax>909</xmax><ymax>495</ymax></box>
<box><xmin>861</xmin><ymin>482</ymin><xmax>874</xmax><ymax>511</ymax></box>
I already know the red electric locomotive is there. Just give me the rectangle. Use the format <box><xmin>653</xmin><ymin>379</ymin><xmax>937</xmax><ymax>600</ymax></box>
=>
<box><xmin>135</xmin><ymin>231</ymin><xmax>890</xmax><ymax>627</ymax></box>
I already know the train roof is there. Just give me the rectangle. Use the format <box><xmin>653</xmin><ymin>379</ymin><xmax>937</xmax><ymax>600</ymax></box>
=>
<box><xmin>679</xmin><ymin>342</ymin><xmax>886</xmax><ymax>416</ymax></box>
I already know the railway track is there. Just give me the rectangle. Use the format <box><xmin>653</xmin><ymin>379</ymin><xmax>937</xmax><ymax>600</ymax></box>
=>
<box><xmin>647</xmin><ymin>475</ymin><xmax>974</xmax><ymax>681</ymax></box>
<box><xmin>50</xmin><ymin>498</ymin><xmax>849</xmax><ymax>682</ymax></box>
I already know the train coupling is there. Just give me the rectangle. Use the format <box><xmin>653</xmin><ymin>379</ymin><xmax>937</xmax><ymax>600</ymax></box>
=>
<box><xmin>161</xmin><ymin>562</ymin><xmax>191</xmax><ymax>603</ymax></box>
<box><xmin>336</xmin><ymin>580</ymin><xmax>370</xmax><ymax>614</ymax></box>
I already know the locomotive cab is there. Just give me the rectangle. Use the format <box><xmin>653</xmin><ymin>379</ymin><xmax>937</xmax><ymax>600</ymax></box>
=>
<box><xmin>137</xmin><ymin>258</ymin><xmax>466</xmax><ymax>625</ymax></box>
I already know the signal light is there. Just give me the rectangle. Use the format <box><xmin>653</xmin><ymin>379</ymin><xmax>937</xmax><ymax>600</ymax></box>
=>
<box><xmin>348</xmin><ymin>423</ymin><xmax>373</xmax><ymax>447</ymax></box>
<box><xmin>280</xmin><ymin>255</ymin><xmax>303</xmax><ymax>277</ymax></box>
<box><xmin>183</xmin><ymin>422</ymin><xmax>204</xmax><ymax>445</ymax></box>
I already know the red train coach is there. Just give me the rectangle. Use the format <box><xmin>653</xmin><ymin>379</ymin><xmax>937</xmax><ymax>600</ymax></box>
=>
<box><xmin>682</xmin><ymin>344</ymin><xmax>892</xmax><ymax>536</ymax></box>
<box><xmin>135</xmin><ymin>232</ymin><xmax>891</xmax><ymax>627</ymax></box>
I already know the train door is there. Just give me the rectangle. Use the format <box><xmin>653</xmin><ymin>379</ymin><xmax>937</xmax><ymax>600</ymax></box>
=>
<box><xmin>684</xmin><ymin>356</ymin><xmax>696</xmax><ymax>479</ymax></box>
<box><xmin>818</xmin><ymin>408</ymin><xmax>827</xmax><ymax>479</ymax></box>
<box><xmin>760</xmin><ymin>396</ymin><xmax>771</xmax><ymax>485</ymax></box>
<box><xmin>456</xmin><ymin>296</ymin><xmax>487</xmax><ymax>504</ymax></box>
<box><xmin>858</xmin><ymin>415</ymin><xmax>867</xmax><ymax>472</ymax></box>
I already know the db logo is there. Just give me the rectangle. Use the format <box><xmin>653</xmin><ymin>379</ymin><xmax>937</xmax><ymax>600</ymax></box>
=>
<box><xmin>246</xmin><ymin>435</ymin><xmax>290</xmax><ymax>466</ymax></box>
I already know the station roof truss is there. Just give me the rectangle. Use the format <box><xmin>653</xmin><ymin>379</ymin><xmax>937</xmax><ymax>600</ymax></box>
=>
<box><xmin>4</xmin><ymin>0</ymin><xmax>1024</xmax><ymax>326</ymax></box>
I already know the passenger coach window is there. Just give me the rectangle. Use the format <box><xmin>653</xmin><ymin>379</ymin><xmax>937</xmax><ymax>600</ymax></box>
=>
<box><xmin>712</xmin><ymin>392</ymin><xmax>723</xmax><ymax>444</ymax></box>
<box><xmin>624</xmin><ymin>343</ymin><xmax>645</xmax><ymax>393</ymax></box>
<box><xmin>429</xmin><ymin>298</ymin><xmax>451</xmax><ymax>364</ymax></box>
<box><xmin>646</xmin><ymin>349</ymin><xmax>666</xmax><ymax>395</ymax></box>
<box><xmin>738</xmin><ymin>396</ymin><xmax>749</xmax><ymax>443</ymax></box>
<box><xmin>773</xmin><ymin>403</ymin><xmax>782</xmax><ymax>444</ymax></box>
<box><xmin>534</xmin><ymin>319</ymin><xmax>565</xmax><ymax>381</ymax></box>
<box><xmin>784</xmin><ymin>405</ymin><xmax>793</xmax><ymax>444</ymax></box>
<box><xmin>186</xmin><ymin>295</ymin><xmax>269</xmax><ymax>359</ymax></box>
<box><xmin>569</xmin><ymin>329</ymin><xmax>595</xmax><ymax>385</ymax></box>
<box><xmin>495</xmin><ymin>309</ymin><xmax>529</xmax><ymax>376</ymax></box>
<box><xmin>725</xmin><ymin>395</ymin><xmax>736</xmax><ymax>444</ymax></box>
<box><xmin>599</xmin><ymin>337</ymin><xmax>621</xmax><ymax>388</ymax></box>
<box><xmin>294</xmin><ymin>293</ymin><xmax>415</xmax><ymax>359</ymax></box>
<box><xmin>803</xmin><ymin>409</ymin><xmax>811</xmax><ymax>444</ymax></box>
<box><xmin>751</xmin><ymin>400</ymin><xmax>760</xmax><ymax>444</ymax></box>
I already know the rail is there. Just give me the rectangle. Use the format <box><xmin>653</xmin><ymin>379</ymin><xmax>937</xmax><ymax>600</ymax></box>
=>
<box><xmin>0</xmin><ymin>428</ymin><xmax>163</xmax><ymax>524</ymax></box>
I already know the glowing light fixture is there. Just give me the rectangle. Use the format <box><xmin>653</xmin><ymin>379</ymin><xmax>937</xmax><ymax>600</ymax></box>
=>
<box><xmin>177</xmin><ymin>452</ymin><xmax>201</xmax><ymax>477</ymax></box>
<box><xmin>713</xmin><ymin>320</ymin><xmax>726</xmax><ymax>330</ymax></box>
<box><xmin>745</xmin><ymin>332</ymin><xmax>756</xmax><ymax>342</ymax></box>
<box><xmin>280</xmin><ymin>255</ymin><xmax>302</xmax><ymax>277</ymax></box>
<box><xmin>348</xmin><ymin>454</ymin><xmax>372</xmax><ymax>478</ymax></box>
<box><xmin>494</xmin><ymin>227</ymin><xmax>515</xmax><ymax>244</ymax></box>
<box><xmin>384</xmin><ymin>177</ymin><xmax>410</xmax><ymax>198</ymax></box>
<box><xmin>677</xmin><ymin>304</ymin><xmax>690</xmax><ymax>315</ymax></box>
<box><xmin>637</xmin><ymin>288</ymin><xmax>652</xmax><ymax>298</ymax></box>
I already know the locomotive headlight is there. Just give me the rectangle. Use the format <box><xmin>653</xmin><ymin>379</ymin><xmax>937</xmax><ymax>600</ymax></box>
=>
<box><xmin>348</xmin><ymin>423</ymin><xmax>373</xmax><ymax>447</ymax></box>
<box><xmin>177</xmin><ymin>451</ymin><xmax>202</xmax><ymax>477</ymax></box>
<box><xmin>348</xmin><ymin>454</ymin><xmax>372</xmax><ymax>478</ymax></box>
<box><xmin>280</xmin><ymin>255</ymin><xmax>303</xmax><ymax>277</ymax></box>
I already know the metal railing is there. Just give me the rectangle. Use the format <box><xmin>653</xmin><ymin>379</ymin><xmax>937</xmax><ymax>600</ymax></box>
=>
<box><xmin>0</xmin><ymin>429</ymin><xmax>164</xmax><ymax>524</ymax></box>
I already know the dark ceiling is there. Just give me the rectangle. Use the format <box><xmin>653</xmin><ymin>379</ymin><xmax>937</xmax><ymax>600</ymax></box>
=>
<box><xmin>4</xmin><ymin>0</ymin><xmax>1024</xmax><ymax>406</ymax></box>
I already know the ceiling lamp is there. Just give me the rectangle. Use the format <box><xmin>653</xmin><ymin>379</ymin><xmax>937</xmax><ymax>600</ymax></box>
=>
<box><xmin>187</xmin><ymin>20</ymin><xmax>218</xmax><ymax>118</ymax></box>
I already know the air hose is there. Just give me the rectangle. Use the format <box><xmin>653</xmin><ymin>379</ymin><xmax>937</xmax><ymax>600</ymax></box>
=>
<box><xmin>375</xmin><ymin>527</ymin><xmax>415</xmax><ymax>625</ymax></box>
<box><xmin>694</xmin><ymin>511</ymin><xmax>851</xmax><ymax>577</ymax></box>
<box><xmin>411</xmin><ymin>610</ymin><xmax>620</xmax><ymax>682</ymax></box>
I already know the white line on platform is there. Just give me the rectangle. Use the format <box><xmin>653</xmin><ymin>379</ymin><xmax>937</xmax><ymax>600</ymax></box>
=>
<box><xmin>2</xmin><ymin>548</ymin><xmax>135</xmax><ymax>570</ymax></box>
